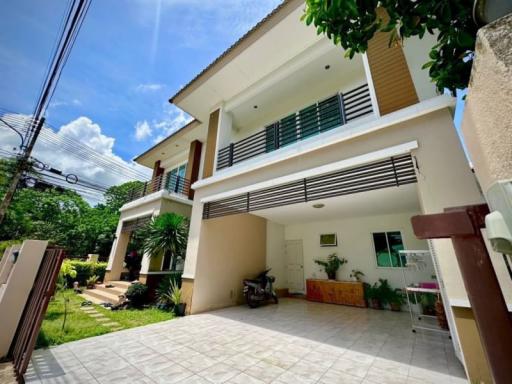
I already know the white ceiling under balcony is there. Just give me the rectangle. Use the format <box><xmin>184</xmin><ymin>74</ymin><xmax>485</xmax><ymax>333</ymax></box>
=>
<box><xmin>171</xmin><ymin>4</ymin><xmax>327</xmax><ymax>122</ymax></box>
<box><xmin>227</xmin><ymin>44</ymin><xmax>365</xmax><ymax>133</ymax></box>
<box><xmin>252</xmin><ymin>184</ymin><xmax>420</xmax><ymax>225</ymax></box>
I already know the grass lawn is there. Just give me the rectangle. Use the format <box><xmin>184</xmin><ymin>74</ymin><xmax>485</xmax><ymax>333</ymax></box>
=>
<box><xmin>36</xmin><ymin>290</ymin><xmax>174</xmax><ymax>349</ymax></box>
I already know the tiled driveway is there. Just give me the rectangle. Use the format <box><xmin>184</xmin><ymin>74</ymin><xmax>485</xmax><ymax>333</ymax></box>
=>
<box><xmin>27</xmin><ymin>299</ymin><xmax>466</xmax><ymax>384</ymax></box>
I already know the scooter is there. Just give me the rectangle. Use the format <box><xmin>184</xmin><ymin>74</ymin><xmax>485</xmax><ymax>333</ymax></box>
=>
<box><xmin>243</xmin><ymin>269</ymin><xmax>278</xmax><ymax>308</ymax></box>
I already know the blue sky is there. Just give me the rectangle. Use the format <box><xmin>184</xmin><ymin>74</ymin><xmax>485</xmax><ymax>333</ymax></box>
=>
<box><xmin>0</xmin><ymin>0</ymin><xmax>282</xmax><ymax>163</ymax></box>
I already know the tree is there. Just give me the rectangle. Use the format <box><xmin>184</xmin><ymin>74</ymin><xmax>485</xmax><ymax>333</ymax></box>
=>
<box><xmin>141</xmin><ymin>213</ymin><xmax>189</xmax><ymax>271</ymax></box>
<box><xmin>302</xmin><ymin>0</ymin><xmax>477</xmax><ymax>95</ymax></box>
<box><xmin>104</xmin><ymin>180</ymin><xmax>144</xmax><ymax>212</ymax></box>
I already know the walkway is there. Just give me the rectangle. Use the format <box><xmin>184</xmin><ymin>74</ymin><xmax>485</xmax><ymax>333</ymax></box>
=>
<box><xmin>26</xmin><ymin>299</ymin><xmax>467</xmax><ymax>383</ymax></box>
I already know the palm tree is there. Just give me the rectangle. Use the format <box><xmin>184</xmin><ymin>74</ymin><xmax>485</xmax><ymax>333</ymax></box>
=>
<box><xmin>142</xmin><ymin>213</ymin><xmax>189</xmax><ymax>271</ymax></box>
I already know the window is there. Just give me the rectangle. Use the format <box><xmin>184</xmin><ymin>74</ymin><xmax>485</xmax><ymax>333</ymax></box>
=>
<box><xmin>165</xmin><ymin>163</ymin><xmax>187</xmax><ymax>193</ymax></box>
<box><xmin>372</xmin><ymin>231</ymin><xmax>405</xmax><ymax>267</ymax></box>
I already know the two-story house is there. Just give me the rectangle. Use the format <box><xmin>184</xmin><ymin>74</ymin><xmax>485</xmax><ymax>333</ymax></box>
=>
<box><xmin>105</xmin><ymin>0</ymin><xmax>491</xmax><ymax>380</ymax></box>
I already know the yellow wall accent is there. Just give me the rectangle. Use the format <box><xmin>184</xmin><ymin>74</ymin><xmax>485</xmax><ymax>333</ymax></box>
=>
<box><xmin>366</xmin><ymin>30</ymin><xmax>418</xmax><ymax>115</ymax></box>
<box><xmin>452</xmin><ymin>306</ymin><xmax>492</xmax><ymax>383</ymax></box>
<box><xmin>203</xmin><ymin>109</ymin><xmax>220</xmax><ymax>178</ymax></box>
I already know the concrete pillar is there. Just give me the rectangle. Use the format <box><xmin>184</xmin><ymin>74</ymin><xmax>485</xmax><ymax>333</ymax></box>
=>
<box><xmin>105</xmin><ymin>221</ymin><xmax>130</xmax><ymax>282</ymax></box>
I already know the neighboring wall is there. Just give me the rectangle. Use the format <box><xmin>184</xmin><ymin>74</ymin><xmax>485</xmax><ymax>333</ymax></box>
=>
<box><xmin>269</xmin><ymin>212</ymin><xmax>432</xmax><ymax>291</ymax></box>
<box><xmin>189</xmin><ymin>213</ymin><xmax>267</xmax><ymax>313</ymax></box>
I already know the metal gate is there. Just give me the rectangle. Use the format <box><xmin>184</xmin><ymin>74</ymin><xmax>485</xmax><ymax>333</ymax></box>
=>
<box><xmin>8</xmin><ymin>247</ymin><xmax>65</xmax><ymax>383</ymax></box>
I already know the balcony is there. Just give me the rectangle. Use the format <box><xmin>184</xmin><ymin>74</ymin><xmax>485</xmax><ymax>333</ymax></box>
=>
<box><xmin>216</xmin><ymin>84</ymin><xmax>373</xmax><ymax>170</ymax></box>
<box><xmin>126</xmin><ymin>173</ymin><xmax>192</xmax><ymax>203</ymax></box>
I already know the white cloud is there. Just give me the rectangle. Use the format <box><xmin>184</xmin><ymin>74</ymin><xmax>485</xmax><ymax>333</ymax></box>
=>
<box><xmin>135</xmin><ymin>83</ymin><xmax>165</xmax><ymax>92</ymax></box>
<box><xmin>0</xmin><ymin>114</ymin><xmax>151</xmax><ymax>204</ymax></box>
<box><xmin>151</xmin><ymin>104</ymin><xmax>192</xmax><ymax>143</ymax></box>
<box><xmin>49</xmin><ymin>99</ymin><xmax>82</xmax><ymax>108</ymax></box>
<box><xmin>134</xmin><ymin>120</ymin><xmax>152</xmax><ymax>141</ymax></box>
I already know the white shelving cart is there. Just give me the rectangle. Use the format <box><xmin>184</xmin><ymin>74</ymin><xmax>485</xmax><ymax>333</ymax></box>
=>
<box><xmin>399</xmin><ymin>250</ymin><xmax>451</xmax><ymax>336</ymax></box>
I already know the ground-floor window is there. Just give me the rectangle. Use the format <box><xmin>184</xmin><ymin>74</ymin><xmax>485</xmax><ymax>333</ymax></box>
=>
<box><xmin>372</xmin><ymin>231</ymin><xmax>405</xmax><ymax>267</ymax></box>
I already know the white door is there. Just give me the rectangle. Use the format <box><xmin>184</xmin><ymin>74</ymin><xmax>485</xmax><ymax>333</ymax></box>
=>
<box><xmin>286</xmin><ymin>240</ymin><xmax>304</xmax><ymax>293</ymax></box>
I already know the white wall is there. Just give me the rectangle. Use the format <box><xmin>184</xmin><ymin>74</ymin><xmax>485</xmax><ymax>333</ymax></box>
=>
<box><xmin>266</xmin><ymin>211</ymin><xmax>433</xmax><ymax>291</ymax></box>
<box><xmin>402</xmin><ymin>33</ymin><xmax>440</xmax><ymax>102</ymax></box>
<box><xmin>266</xmin><ymin>221</ymin><xmax>286</xmax><ymax>289</ymax></box>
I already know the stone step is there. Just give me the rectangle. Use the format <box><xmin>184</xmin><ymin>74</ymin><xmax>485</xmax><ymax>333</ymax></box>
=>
<box><xmin>81</xmin><ymin>288</ymin><xmax>121</xmax><ymax>305</ymax></box>
<box><xmin>78</xmin><ymin>292</ymin><xmax>105</xmax><ymax>305</ymax></box>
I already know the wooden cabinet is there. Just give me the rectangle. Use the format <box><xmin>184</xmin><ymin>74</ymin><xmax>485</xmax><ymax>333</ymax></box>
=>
<box><xmin>306</xmin><ymin>279</ymin><xmax>366</xmax><ymax>307</ymax></box>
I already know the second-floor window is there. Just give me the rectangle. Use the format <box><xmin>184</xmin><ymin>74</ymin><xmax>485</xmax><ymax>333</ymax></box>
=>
<box><xmin>166</xmin><ymin>163</ymin><xmax>187</xmax><ymax>193</ymax></box>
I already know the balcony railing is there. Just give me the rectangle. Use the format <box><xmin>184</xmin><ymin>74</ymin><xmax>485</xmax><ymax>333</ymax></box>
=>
<box><xmin>216</xmin><ymin>83</ymin><xmax>374</xmax><ymax>170</ymax></box>
<box><xmin>126</xmin><ymin>173</ymin><xmax>191</xmax><ymax>203</ymax></box>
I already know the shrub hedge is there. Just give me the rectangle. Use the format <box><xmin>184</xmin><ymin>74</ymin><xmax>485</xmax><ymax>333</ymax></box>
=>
<box><xmin>64</xmin><ymin>260</ymin><xmax>108</xmax><ymax>287</ymax></box>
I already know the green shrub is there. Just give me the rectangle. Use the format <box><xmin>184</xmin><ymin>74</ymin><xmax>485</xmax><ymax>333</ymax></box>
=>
<box><xmin>155</xmin><ymin>272</ymin><xmax>183</xmax><ymax>305</ymax></box>
<box><xmin>63</xmin><ymin>260</ymin><xmax>108</xmax><ymax>287</ymax></box>
<box><xmin>125</xmin><ymin>282</ymin><xmax>148</xmax><ymax>307</ymax></box>
<box><xmin>0</xmin><ymin>240</ymin><xmax>23</xmax><ymax>258</ymax></box>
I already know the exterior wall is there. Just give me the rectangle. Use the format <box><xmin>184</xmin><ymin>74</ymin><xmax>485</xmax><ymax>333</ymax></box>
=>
<box><xmin>281</xmin><ymin>211</ymin><xmax>430</xmax><ymax>291</ymax></box>
<box><xmin>402</xmin><ymin>33</ymin><xmax>440</xmax><ymax>102</ymax></box>
<box><xmin>266</xmin><ymin>221</ymin><xmax>286</xmax><ymax>289</ymax></box>
<box><xmin>0</xmin><ymin>240</ymin><xmax>48</xmax><ymax>358</ymax></box>
<box><xmin>186</xmin><ymin>213</ymin><xmax>266</xmax><ymax>314</ymax></box>
<box><xmin>460</xmin><ymin>14</ymin><xmax>512</xmax><ymax>193</ymax></box>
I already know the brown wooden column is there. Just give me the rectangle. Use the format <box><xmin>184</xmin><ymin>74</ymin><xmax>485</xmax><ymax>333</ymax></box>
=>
<box><xmin>185</xmin><ymin>140</ymin><xmax>202</xmax><ymax>199</ymax></box>
<box><xmin>151</xmin><ymin>160</ymin><xmax>164</xmax><ymax>191</ymax></box>
<box><xmin>411</xmin><ymin>204</ymin><xmax>512</xmax><ymax>384</ymax></box>
<box><xmin>202</xmin><ymin>109</ymin><xmax>220</xmax><ymax>178</ymax></box>
<box><xmin>366</xmin><ymin>9</ymin><xmax>418</xmax><ymax>115</ymax></box>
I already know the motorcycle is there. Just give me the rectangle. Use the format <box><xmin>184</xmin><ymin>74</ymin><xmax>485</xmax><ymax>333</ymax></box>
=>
<box><xmin>243</xmin><ymin>269</ymin><xmax>278</xmax><ymax>308</ymax></box>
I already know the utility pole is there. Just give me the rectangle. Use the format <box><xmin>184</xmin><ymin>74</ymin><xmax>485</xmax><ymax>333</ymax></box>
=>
<box><xmin>0</xmin><ymin>117</ymin><xmax>45</xmax><ymax>224</ymax></box>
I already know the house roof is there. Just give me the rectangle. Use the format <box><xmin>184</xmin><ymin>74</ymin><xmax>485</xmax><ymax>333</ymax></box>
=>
<box><xmin>168</xmin><ymin>0</ymin><xmax>303</xmax><ymax>105</ymax></box>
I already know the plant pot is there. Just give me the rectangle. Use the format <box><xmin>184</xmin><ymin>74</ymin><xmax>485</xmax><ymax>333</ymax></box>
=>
<box><xmin>370</xmin><ymin>298</ymin><xmax>382</xmax><ymax>310</ymax></box>
<box><xmin>327</xmin><ymin>272</ymin><xmax>336</xmax><ymax>280</ymax></box>
<box><xmin>435</xmin><ymin>299</ymin><xmax>449</xmax><ymax>330</ymax></box>
<box><xmin>174</xmin><ymin>303</ymin><xmax>186</xmax><ymax>316</ymax></box>
<box><xmin>390</xmin><ymin>302</ymin><xmax>402</xmax><ymax>312</ymax></box>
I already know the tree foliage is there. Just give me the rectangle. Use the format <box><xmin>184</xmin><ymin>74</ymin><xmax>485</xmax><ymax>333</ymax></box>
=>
<box><xmin>0</xmin><ymin>175</ymin><xmax>140</xmax><ymax>257</ymax></box>
<box><xmin>302</xmin><ymin>0</ymin><xmax>477</xmax><ymax>94</ymax></box>
<box><xmin>141</xmin><ymin>213</ymin><xmax>189</xmax><ymax>271</ymax></box>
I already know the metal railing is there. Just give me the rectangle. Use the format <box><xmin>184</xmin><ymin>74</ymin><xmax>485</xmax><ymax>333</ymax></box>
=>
<box><xmin>126</xmin><ymin>173</ymin><xmax>191</xmax><ymax>203</ymax></box>
<box><xmin>216</xmin><ymin>83</ymin><xmax>374</xmax><ymax>170</ymax></box>
<box><xmin>204</xmin><ymin>154</ymin><xmax>416</xmax><ymax>219</ymax></box>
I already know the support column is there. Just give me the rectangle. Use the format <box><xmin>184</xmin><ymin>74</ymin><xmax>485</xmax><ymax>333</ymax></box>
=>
<box><xmin>202</xmin><ymin>109</ymin><xmax>220</xmax><ymax>178</ymax></box>
<box><xmin>185</xmin><ymin>140</ymin><xmax>202</xmax><ymax>199</ymax></box>
<box><xmin>105</xmin><ymin>221</ymin><xmax>130</xmax><ymax>282</ymax></box>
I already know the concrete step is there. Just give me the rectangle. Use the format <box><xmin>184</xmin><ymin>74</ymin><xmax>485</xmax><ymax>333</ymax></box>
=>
<box><xmin>79</xmin><ymin>292</ymin><xmax>106</xmax><ymax>305</ymax></box>
<box><xmin>94</xmin><ymin>284</ymin><xmax>126</xmax><ymax>296</ymax></box>
<box><xmin>81</xmin><ymin>288</ymin><xmax>121</xmax><ymax>305</ymax></box>
<box><xmin>109</xmin><ymin>281</ymin><xmax>133</xmax><ymax>289</ymax></box>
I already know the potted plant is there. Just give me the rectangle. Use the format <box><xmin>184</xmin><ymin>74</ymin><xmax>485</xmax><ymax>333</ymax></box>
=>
<box><xmin>86</xmin><ymin>275</ymin><xmax>98</xmax><ymax>289</ymax></box>
<box><xmin>163</xmin><ymin>280</ymin><xmax>186</xmax><ymax>316</ymax></box>
<box><xmin>372</xmin><ymin>279</ymin><xmax>394</xmax><ymax>310</ymax></box>
<box><xmin>366</xmin><ymin>283</ymin><xmax>383</xmax><ymax>309</ymax></box>
<box><xmin>350</xmin><ymin>269</ymin><xmax>364</xmax><ymax>282</ymax></box>
<box><xmin>314</xmin><ymin>253</ymin><xmax>347</xmax><ymax>280</ymax></box>
<box><xmin>420</xmin><ymin>293</ymin><xmax>436</xmax><ymax>316</ymax></box>
<box><xmin>389</xmin><ymin>288</ymin><xmax>405</xmax><ymax>312</ymax></box>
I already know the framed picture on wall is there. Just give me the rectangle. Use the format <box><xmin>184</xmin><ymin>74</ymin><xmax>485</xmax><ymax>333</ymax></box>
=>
<box><xmin>320</xmin><ymin>233</ymin><xmax>337</xmax><ymax>247</ymax></box>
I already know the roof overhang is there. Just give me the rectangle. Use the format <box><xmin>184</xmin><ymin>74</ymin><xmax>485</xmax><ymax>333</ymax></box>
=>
<box><xmin>134</xmin><ymin>119</ymin><xmax>204</xmax><ymax>168</ymax></box>
<box><xmin>169</xmin><ymin>0</ymin><xmax>327</xmax><ymax>122</ymax></box>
